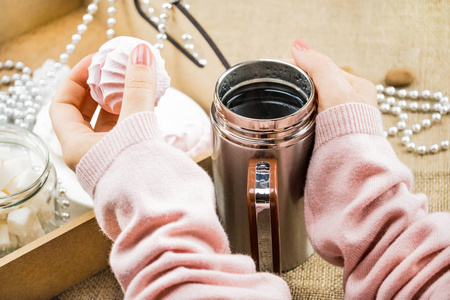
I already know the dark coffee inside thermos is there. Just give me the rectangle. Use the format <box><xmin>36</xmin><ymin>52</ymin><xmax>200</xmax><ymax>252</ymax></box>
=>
<box><xmin>222</xmin><ymin>82</ymin><xmax>308</xmax><ymax>119</ymax></box>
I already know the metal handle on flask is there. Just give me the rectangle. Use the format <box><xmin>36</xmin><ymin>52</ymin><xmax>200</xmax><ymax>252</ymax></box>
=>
<box><xmin>247</xmin><ymin>158</ymin><xmax>281</xmax><ymax>273</ymax></box>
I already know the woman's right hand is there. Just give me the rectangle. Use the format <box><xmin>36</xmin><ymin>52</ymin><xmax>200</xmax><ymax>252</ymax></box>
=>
<box><xmin>290</xmin><ymin>39</ymin><xmax>377</xmax><ymax>114</ymax></box>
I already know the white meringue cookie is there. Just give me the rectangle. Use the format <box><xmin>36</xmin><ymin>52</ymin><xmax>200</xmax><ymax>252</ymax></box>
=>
<box><xmin>155</xmin><ymin>88</ymin><xmax>211</xmax><ymax>159</ymax></box>
<box><xmin>87</xmin><ymin>36</ymin><xmax>171</xmax><ymax>114</ymax></box>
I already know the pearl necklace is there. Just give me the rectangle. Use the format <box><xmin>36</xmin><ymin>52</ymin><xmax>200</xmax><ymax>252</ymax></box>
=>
<box><xmin>139</xmin><ymin>0</ymin><xmax>207</xmax><ymax>66</ymax></box>
<box><xmin>377</xmin><ymin>85</ymin><xmax>449</xmax><ymax>155</ymax></box>
<box><xmin>0</xmin><ymin>0</ymin><xmax>118</xmax><ymax>130</ymax></box>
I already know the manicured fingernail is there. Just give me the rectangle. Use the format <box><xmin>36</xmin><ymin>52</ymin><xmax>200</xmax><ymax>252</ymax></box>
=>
<box><xmin>131</xmin><ymin>43</ymin><xmax>152</xmax><ymax>66</ymax></box>
<box><xmin>294</xmin><ymin>39</ymin><xmax>312</xmax><ymax>51</ymax></box>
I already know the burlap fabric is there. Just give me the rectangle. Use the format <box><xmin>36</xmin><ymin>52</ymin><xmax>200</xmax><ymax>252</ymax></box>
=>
<box><xmin>0</xmin><ymin>0</ymin><xmax>447</xmax><ymax>299</ymax></box>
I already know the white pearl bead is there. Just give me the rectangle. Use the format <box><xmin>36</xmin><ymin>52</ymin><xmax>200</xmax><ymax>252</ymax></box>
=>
<box><xmin>11</xmin><ymin>73</ymin><xmax>21</xmax><ymax>81</ymax></box>
<box><xmin>159</xmin><ymin>13</ymin><xmax>169</xmax><ymax>21</ymax></box>
<box><xmin>397</xmin><ymin>89</ymin><xmax>407</xmax><ymax>98</ymax></box>
<box><xmin>107</xmin><ymin>6</ymin><xmax>117</xmax><ymax>15</ymax></box>
<box><xmin>385</xmin><ymin>86</ymin><xmax>395</xmax><ymax>96</ymax></box>
<box><xmin>397</xmin><ymin>121</ymin><xmax>407</xmax><ymax>130</ymax></box>
<box><xmin>420</xmin><ymin>102</ymin><xmax>430</xmax><ymax>112</ymax></box>
<box><xmin>14</xmin><ymin>80</ymin><xmax>23</xmax><ymax>86</ymax></box>
<box><xmin>376</xmin><ymin>84</ymin><xmax>384</xmax><ymax>93</ymax></box>
<box><xmin>441</xmin><ymin>140</ymin><xmax>449</xmax><ymax>150</ymax></box>
<box><xmin>38</xmin><ymin>79</ymin><xmax>47</xmax><ymax>87</ymax></box>
<box><xmin>192</xmin><ymin>52</ymin><xmax>199</xmax><ymax>58</ymax></box>
<box><xmin>377</xmin><ymin>93</ymin><xmax>385</xmax><ymax>103</ymax></box>
<box><xmin>158</xmin><ymin>23</ymin><xmax>167</xmax><ymax>32</ymax></box>
<box><xmin>1</xmin><ymin>75</ymin><xmax>11</xmax><ymax>85</ymax></box>
<box><xmin>199</xmin><ymin>59</ymin><xmax>207</xmax><ymax>66</ymax></box>
<box><xmin>397</xmin><ymin>100</ymin><xmax>407</xmax><ymax>109</ymax></box>
<box><xmin>45</xmin><ymin>71</ymin><xmax>55</xmax><ymax>78</ymax></box>
<box><xmin>432</xmin><ymin>113</ymin><xmax>441</xmax><ymax>123</ymax></box>
<box><xmin>388</xmin><ymin>126</ymin><xmax>398</xmax><ymax>136</ymax></box>
<box><xmin>25</xmin><ymin>81</ymin><xmax>34</xmax><ymax>89</ymax></box>
<box><xmin>412</xmin><ymin>123</ymin><xmax>421</xmax><ymax>133</ymax></box>
<box><xmin>31</xmin><ymin>87</ymin><xmax>40</xmax><ymax>96</ymax></box>
<box><xmin>77</xmin><ymin>24</ymin><xmax>88</xmax><ymax>34</ymax></box>
<box><xmin>401</xmin><ymin>136</ymin><xmax>410</xmax><ymax>145</ymax></box>
<box><xmin>421</xmin><ymin>118</ymin><xmax>431</xmax><ymax>129</ymax></box>
<box><xmin>184</xmin><ymin>43</ymin><xmax>194</xmax><ymax>50</ymax></box>
<box><xmin>83</xmin><ymin>14</ymin><xmax>93</xmax><ymax>24</ymax></box>
<box><xmin>421</xmin><ymin>90</ymin><xmax>431</xmax><ymax>98</ymax></box>
<box><xmin>147</xmin><ymin>7</ymin><xmax>155</xmax><ymax>14</ymax></box>
<box><xmin>15</xmin><ymin>61</ymin><xmax>25</xmax><ymax>70</ymax></box>
<box><xmin>399</xmin><ymin>113</ymin><xmax>408</xmax><ymax>121</ymax></box>
<box><xmin>87</xmin><ymin>4</ymin><xmax>98</xmax><ymax>14</ymax></box>
<box><xmin>432</xmin><ymin>103</ymin><xmax>442</xmax><ymax>112</ymax></box>
<box><xmin>108</xmin><ymin>0</ymin><xmax>116</xmax><ymax>3</ymax></box>
<box><xmin>24</xmin><ymin>100</ymin><xmax>33</xmax><ymax>108</ymax></box>
<box><xmin>440</xmin><ymin>96</ymin><xmax>449</xmax><ymax>104</ymax></box>
<box><xmin>379</xmin><ymin>103</ymin><xmax>390</xmax><ymax>113</ymax></box>
<box><xmin>386</xmin><ymin>97</ymin><xmax>396</xmax><ymax>105</ymax></box>
<box><xmin>141</xmin><ymin>0</ymin><xmax>149</xmax><ymax>4</ymax></box>
<box><xmin>60</xmin><ymin>53</ymin><xmax>69</xmax><ymax>63</ymax></box>
<box><xmin>391</xmin><ymin>106</ymin><xmax>402</xmax><ymax>115</ymax></box>
<box><xmin>441</xmin><ymin>105</ymin><xmax>449</xmax><ymax>115</ymax></box>
<box><xmin>402</xmin><ymin>139</ymin><xmax>416</xmax><ymax>150</ymax></box>
<box><xmin>4</xmin><ymin>60</ymin><xmax>14</xmax><ymax>69</ymax></box>
<box><xmin>0</xmin><ymin>115</ymin><xmax>7</xmax><ymax>123</ymax></box>
<box><xmin>53</xmin><ymin>62</ymin><xmax>62</xmax><ymax>69</ymax></box>
<box><xmin>72</xmin><ymin>34</ymin><xmax>82</xmax><ymax>44</ymax></box>
<box><xmin>162</xmin><ymin>3</ymin><xmax>172</xmax><ymax>10</ymax></box>
<box><xmin>156</xmin><ymin>33</ymin><xmax>167</xmax><ymax>40</ymax></box>
<box><xmin>433</xmin><ymin>91</ymin><xmax>443</xmax><ymax>100</ymax></box>
<box><xmin>409</xmin><ymin>102</ymin><xmax>418</xmax><ymax>111</ymax></box>
<box><xmin>66</xmin><ymin>44</ymin><xmax>76</xmax><ymax>54</ymax></box>
<box><xmin>34</xmin><ymin>95</ymin><xmax>44</xmax><ymax>103</ymax></box>
<box><xmin>106</xmin><ymin>29</ymin><xmax>116</xmax><ymax>39</ymax></box>
<box><xmin>184</xmin><ymin>4</ymin><xmax>190</xmax><ymax>10</ymax></box>
<box><xmin>151</xmin><ymin>16</ymin><xmax>159</xmax><ymax>23</ymax></box>
<box><xmin>107</xmin><ymin>17</ymin><xmax>116</xmax><ymax>27</ymax></box>
<box><xmin>155</xmin><ymin>43</ymin><xmax>164</xmax><ymax>50</ymax></box>
<box><xmin>409</xmin><ymin>90</ymin><xmax>419</xmax><ymax>99</ymax></box>
<box><xmin>416</xmin><ymin>145</ymin><xmax>427</xmax><ymax>155</ymax></box>
<box><xmin>21</xmin><ymin>74</ymin><xmax>31</xmax><ymax>81</ymax></box>
<box><xmin>429</xmin><ymin>144</ymin><xmax>439</xmax><ymax>154</ymax></box>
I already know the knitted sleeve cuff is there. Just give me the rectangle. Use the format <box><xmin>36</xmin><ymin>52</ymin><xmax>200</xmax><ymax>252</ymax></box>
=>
<box><xmin>314</xmin><ymin>103</ymin><xmax>384</xmax><ymax>152</ymax></box>
<box><xmin>76</xmin><ymin>112</ymin><xmax>163</xmax><ymax>197</ymax></box>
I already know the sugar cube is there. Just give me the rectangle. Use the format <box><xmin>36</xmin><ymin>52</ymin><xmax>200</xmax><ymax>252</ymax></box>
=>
<box><xmin>4</xmin><ymin>169</ymin><xmax>39</xmax><ymax>195</ymax></box>
<box><xmin>0</xmin><ymin>147</ymin><xmax>11</xmax><ymax>162</ymax></box>
<box><xmin>7</xmin><ymin>207</ymin><xmax>43</xmax><ymax>239</ymax></box>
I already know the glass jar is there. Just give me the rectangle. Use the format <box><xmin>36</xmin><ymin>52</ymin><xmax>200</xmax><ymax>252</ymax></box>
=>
<box><xmin>0</xmin><ymin>124</ymin><xmax>58</xmax><ymax>257</ymax></box>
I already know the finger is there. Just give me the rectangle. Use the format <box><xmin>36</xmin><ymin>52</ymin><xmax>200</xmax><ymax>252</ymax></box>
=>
<box><xmin>290</xmin><ymin>39</ymin><xmax>357</xmax><ymax>112</ymax></box>
<box><xmin>94</xmin><ymin>108</ymin><xmax>119</xmax><ymax>132</ymax></box>
<box><xmin>119</xmin><ymin>43</ymin><xmax>156</xmax><ymax>122</ymax></box>
<box><xmin>50</xmin><ymin>54</ymin><xmax>97</xmax><ymax>144</ymax></box>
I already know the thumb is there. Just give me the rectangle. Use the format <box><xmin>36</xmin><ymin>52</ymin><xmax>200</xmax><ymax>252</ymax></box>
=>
<box><xmin>290</xmin><ymin>39</ymin><xmax>356</xmax><ymax>113</ymax></box>
<box><xmin>119</xmin><ymin>43</ymin><xmax>157</xmax><ymax>122</ymax></box>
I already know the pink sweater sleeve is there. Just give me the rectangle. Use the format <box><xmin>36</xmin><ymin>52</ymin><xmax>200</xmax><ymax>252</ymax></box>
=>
<box><xmin>76</xmin><ymin>112</ymin><xmax>291</xmax><ymax>300</ymax></box>
<box><xmin>305</xmin><ymin>103</ymin><xmax>450</xmax><ymax>299</ymax></box>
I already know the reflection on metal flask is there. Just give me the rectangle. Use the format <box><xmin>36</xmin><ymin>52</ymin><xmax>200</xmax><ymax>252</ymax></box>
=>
<box><xmin>210</xmin><ymin>59</ymin><xmax>317</xmax><ymax>272</ymax></box>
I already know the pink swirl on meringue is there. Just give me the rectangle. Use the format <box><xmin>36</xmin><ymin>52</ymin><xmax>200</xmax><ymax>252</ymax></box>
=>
<box><xmin>87</xmin><ymin>36</ymin><xmax>171</xmax><ymax>114</ymax></box>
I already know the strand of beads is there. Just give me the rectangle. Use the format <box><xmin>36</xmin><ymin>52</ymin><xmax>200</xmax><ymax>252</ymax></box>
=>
<box><xmin>377</xmin><ymin>85</ymin><xmax>449</xmax><ymax>155</ymax></box>
<box><xmin>140</xmin><ymin>0</ymin><xmax>207</xmax><ymax>66</ymax></box>
<box><xmin>106</xmin><ymin>0</ymin><xmax>118</xmax><ymax>39</ymax></box>
<box><xmin>0</xmin><ymin>0</ymin><xmax>117</xmax><ymax>131</ymax></box>
<box><xmin>0</xmin><ymin>61</ymin><xmax>40</xmax><ymax>129</ymax></box>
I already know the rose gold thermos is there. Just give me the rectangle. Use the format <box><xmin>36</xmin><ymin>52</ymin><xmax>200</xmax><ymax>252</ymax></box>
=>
<box><xmin>210</xmin><ymin>59</ymin><xmax>317</xmax><ymax>273</ymax></box>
